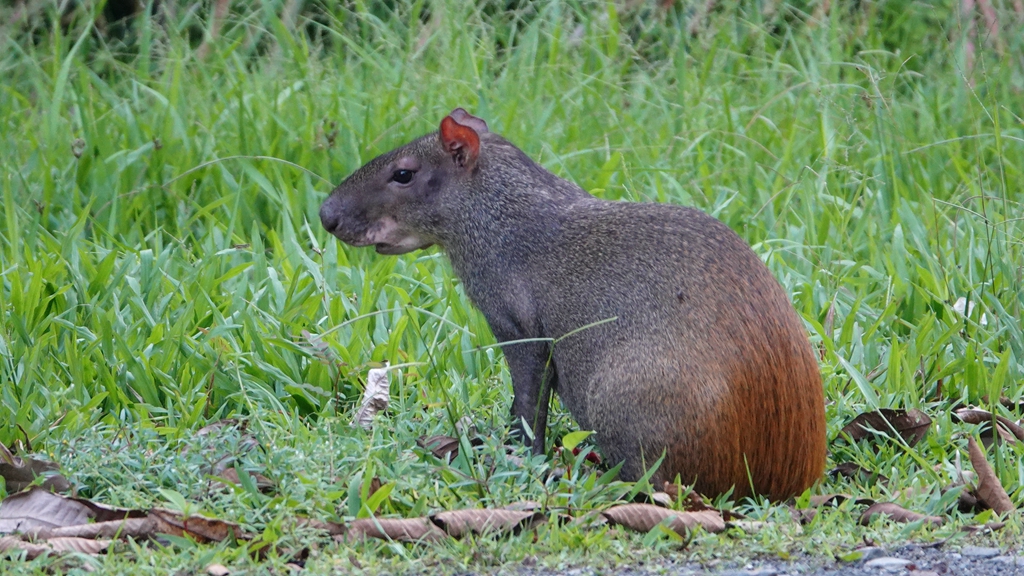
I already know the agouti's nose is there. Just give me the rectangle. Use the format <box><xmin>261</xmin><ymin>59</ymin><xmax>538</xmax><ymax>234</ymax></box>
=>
<box><xmin>319</xmin><ymin>196</ymin><xmax>340</xmax><ymax>233</ymax></box>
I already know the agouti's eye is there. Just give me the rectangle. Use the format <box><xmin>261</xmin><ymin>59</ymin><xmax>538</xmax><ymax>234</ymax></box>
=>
<box><xmin>391</xmin><ymin>169</ymin><xmax>415</xmax><ymax>184</ymax></box>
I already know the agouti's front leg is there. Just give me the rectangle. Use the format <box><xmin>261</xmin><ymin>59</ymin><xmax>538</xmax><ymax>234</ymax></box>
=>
<box><xmin>501</xmin><ymin>341</ymin><xmax>555</xmax><ymax>455</ymax></box>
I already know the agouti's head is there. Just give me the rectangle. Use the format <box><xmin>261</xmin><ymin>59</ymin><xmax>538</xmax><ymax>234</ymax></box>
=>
<box><xmin>319</xmin><ymin>108</ymin><xmax>490</xmax><ymax>255</ymax></box>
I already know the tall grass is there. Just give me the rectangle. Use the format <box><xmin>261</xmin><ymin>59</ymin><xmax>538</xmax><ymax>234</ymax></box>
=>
<box><xmin>0</xmin><ymin>0</ymin><xmax>1022</xmax><ymax>559</ymax></box>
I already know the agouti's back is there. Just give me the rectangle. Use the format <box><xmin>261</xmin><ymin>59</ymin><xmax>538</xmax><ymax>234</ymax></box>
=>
<box><xmin>319</xmin><ymin>108</ymin><xmax>826</xmax><ymax>500</ymax></box>
<box><xmin>535</xmin><ymin>201</ymin><xmax>825</xmax><ymax>498</ymax></box>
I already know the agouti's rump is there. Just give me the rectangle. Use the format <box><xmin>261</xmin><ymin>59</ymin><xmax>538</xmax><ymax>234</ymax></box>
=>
<box><xmin>319</xmin><ymin>108</ymin><xmax>826</xmax><ymax>500</ymax></box>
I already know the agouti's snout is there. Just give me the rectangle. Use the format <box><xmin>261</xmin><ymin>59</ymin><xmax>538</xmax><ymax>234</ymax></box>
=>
<box><xmin>319</xmin><ymin>193</ymin><xmax>346</xmax><ymax>238</ymax></box>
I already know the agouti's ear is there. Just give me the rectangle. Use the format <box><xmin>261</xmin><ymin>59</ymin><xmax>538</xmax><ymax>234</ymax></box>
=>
<box><xmin>440</xmin><ymin>108</ymin><xmax>486</xmax><ymax>171</ymax></box>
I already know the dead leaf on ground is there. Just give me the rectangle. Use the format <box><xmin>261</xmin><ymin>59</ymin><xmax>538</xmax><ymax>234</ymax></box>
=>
<box><xmin>149</xmin><ymin>508</ymin><xmax>244</xmax><ymax>543</ymax></box>
<box><xmin>0</xmin><ymin>443</ymin><xmax>70</xmax><ymax>494</ymax></box>
<box><xmin>0</xmin><ymin>534</ymin><xmax>113</xmax><ymax>559</ymax></box>
<box><xmin>212</xmin><ymin>468</ymin><xmax>276</xmax><ymax>493</ymax></box>
<box><xmin>966</xmin><ymin>437</ymin><xmax>1016</xmax><ymax>514</ymax></box>
<box><xmin>956</xmin><ymin>488</ymin><xmax>980</xmax><ymax>512</ymax></box>
<box><xmin>841</xmin><ymin>408</ymin><xmax>932</xmax><ymax>447</ymax></box>
<box><xmin>417</xmin><ymin>435</ymin><xmax>461</xmax><ymax>460</ymax></box>
<box><xmin>954</xmin><ymin>408</ymin><xmax>1024</xmax><ymax>445</ymax></box>
<box><xmin>789</xmin><ymin>507</ymin><xmax>816</xmax><ymax>524</ymax></box>
<box><xmin>354</xmin><ymin>364</ymin><xmax>392</xmax><ymax>429</ymax></box>
<box><xmin>661</xmin><ymin>484</ymin><xmax>719</xmax><ymax>512</ymax></box>
<box><xmin>293</xmin><ymin>517</ymin><xmax>346</xmax><ymax>536</ymax></box>
<box><xmin>431</xmin><ymin>508</ymin><xmax>546</xmax><ymax>538</ymax></box>
<box><xmin>809</xmin><ymin>494</ymin><xmax>852</xmax><ymax>508</ymax></box>
<box><xmin>0</xmin><ymin>488</ymin><xmax>246</xmax><ymax>545</ymax></box>
<box><xmin>0</xmin><ymin>487</ymin><xmax>116</xmax><ymax>536</ymax></box>
<box><xmin>342</xmin><ymin>517</ymin><xmax>447</xmax><ymax>543</ymax></box>
<box><xmin>858</xmin><ymin>502</ymin><xmax>943</xmax><ymax>526</ymax></box>
<box><xmin>961</xmin><ymin>521</ymin><xmax>1006</xmax><ymax>533</ymax></box>
<box><xmin>829</xmin><ymin>463</ymin><xmax>890</xmax><ymax>485</ymax></box>
<box><xmin>602</xmin><ymin>504</ymin><xmax>725</xmax><ymax>536</ymax></box>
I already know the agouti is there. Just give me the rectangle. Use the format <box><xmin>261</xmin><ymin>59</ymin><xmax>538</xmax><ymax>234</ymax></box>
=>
<box><xmin>319</xmin><ymin>108</ymin><xmax>826</xmax><ymax>500</ymax></box>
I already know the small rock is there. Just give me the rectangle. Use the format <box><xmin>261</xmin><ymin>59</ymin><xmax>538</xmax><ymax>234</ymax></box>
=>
<box><xmin>864</xmin><ymin>557</ymin><xmax>914</xmax><ymax>571</ymax></box>
<box><xmin>961</xmin><ymin>546</ymin><xmax>1000</xmax><ymax>558</ymax></box>
<box><xmin>992</xmin><ymin>556</ymin><xmax>1024</xmax><ymax>566</ymax></box>
<box><xmin>718</xmin><ymin>569</ymin><xmax>778</xmax><ymax>576</ymax></box>
<box><xmin>857</xmin><ymin>547</ymin><xmax>888</xmax><ymax>563</ymax></box>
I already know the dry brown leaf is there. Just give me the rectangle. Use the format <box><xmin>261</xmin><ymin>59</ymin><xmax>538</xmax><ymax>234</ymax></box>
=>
<box><xmin>957</xmin><ymin>488</ymin><xmax>980</xmax><ymax>512</ymax></box>
<box><xmin>790</xmin><ymin>507</ymin><xmax>816</xmax><ymax>524</ymax></box>
<box><xmin>859</xmin><ymin>502</ymin><xmax>943</xmax><ymax>526</ymax></box>
<box><xmin>293</xmin><ymin>517</ymin><xmax>346</xmax><ymax>536</ymax></box>
<box><xmin>0</xmin><ymin>534</ymin><xmax>111</xmax><ymax>559</ymax></box>
<box><xmin>961</xmin><ymin>521</ymin><xmax>1006</xmax><ymax>533</ymax></box>
<box><xmin>829</xmin><ymin>463</ymin><xmax>890</xmax><ymax>485</ymax></box>
<box><xmin>966</xmin><ymin>437</ymin><xmax>1016</xmax><ymax>514</ymax></box>
<box><xmin>954</xmin><ymin>409</ymin><xmax>1024</xmax><ymax>444</ymax></box>
<box><xmin>0</xmin><ymin>443</ymin><xmax>70</xmax><ymax>493</ymax></box>
<box><xmin>661</xmin><ymin>484</ymin><xmax>712</xmax><ymax>511</ymax></box>
<box><xmin>212</xmin><ymin>468</ymin><xmax>276</xmax><ymax>493</ymax></box>
<box><xmin>196</xmin><ymin>419</ymin><xmax>242</xmax><ymax>436</ymax></box>
<box><xmin>809</xmin><ymin>494</ymin><xmax>852</xmax><ymax>507</ymax></box>
<box><xmin>417</xmin><ymin>435</ymin><xmax>461</xmax><ymax>460</ymax></box>
<box><xmin>602</xmin><ymin>504</ymin><xmax>725</xmax><ymax>536</ymax></box>
<box><xmin>148</xmin><ymin>509</ymin><xmax>245</xmax><ymax>543</ymax></box>
<box><xmin>0</xmin><ymin>487</ymin><xmax>99</xmax><ymax>535</ymax></box>
<box><xmin>343</xmin><ymin>517</ymin><xmax>447</xmax><ymax>543</ymax></box>
<box><xmin>841</xmin><ymin>409</ymin><xmax>932</xmax><ymax>447</ymax></box>
<box><xmin>38</xmin><ymin>518</ymin><xmax>156</xmax><ymax>540</ymax></box>
<box><xmin>431</xmin><ymin>508</ymin><xmax>546</xmax><ymax>538</ymax></box>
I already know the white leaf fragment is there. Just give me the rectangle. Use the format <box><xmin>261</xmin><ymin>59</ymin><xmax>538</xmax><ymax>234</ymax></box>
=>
<box><xmin>354</xmin><ymin>363</ymin><xmax>392</xmax><ymax>429</ymax></box>
<box><xmin>953</xmin><ymin>297</ymin><xmax>988</xmax><ymax>326</ymax></box>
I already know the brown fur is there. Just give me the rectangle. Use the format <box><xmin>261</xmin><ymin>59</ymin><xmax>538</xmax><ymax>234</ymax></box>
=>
<box><xmin>319</xmin><ymin>109</ymin><xmax>826</xmax><ymax>500</ymax></box>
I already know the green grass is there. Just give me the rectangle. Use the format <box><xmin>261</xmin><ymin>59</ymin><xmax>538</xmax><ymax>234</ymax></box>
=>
<box><xmin>1</xmin><ymin>0</ymin><xmax>1023</xmax><ymax>573</ymax></box>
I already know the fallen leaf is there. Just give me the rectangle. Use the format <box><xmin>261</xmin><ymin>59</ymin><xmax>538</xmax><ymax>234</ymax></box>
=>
<box><xmin>342</xmin><ymin>517</ymin><xmax>447</xmax><ymax>543</ymax></box>
<box><xmin>966</xmin><ymin>437</ymin><xmax>1016</xmax><ymax>514</ymax></box>
<box><xmin>0</xmin><ymin>443</ymin><xmax>70</xmax><ymax>494</ymax></box>
<box><xmin>790</xmin><ymin>507</ymin><xmax>816</xmax><ymax>524</ymax></box>
<box><xmin>954</xmin><ymin>408</ymin><xmax>1024</xmax><ymax>444</ymax></box>
<box><xmin>0</xmin><ymin>534</ymin><xmax>112</xmax><ymax>559</ymax></box>
<box><xmin>858</xmin><ymin>502</ymin><xmax>943</xmax><ymax>526</ymax></box>
<box><xmin>829</xmin><ymin>463</ymin><xmax>890</xmax><ymax>485</ymax></box>
<box><xmin>149</xmin><ymin>508</ymin><xmax>244</xmax><ymax>543</ymax></box>
<box><xmin>293</xmin><ymin>518</ymin><xmax>345</xmax><ymax>536</ymax></box>
<box><xmin>196</xmin><ymin>419</ymin><xmax>242</xmax><ymax>436</ymax></box>
<box><xmin>0</xmin><ymin>488</ymin><xmax>104</xmax><ymax>535</ymax></box>
<box><xmin>602</xmin><ymin>504</ymin><xmax>725</xmax><ymax>536</ymax></box>
<box><xmin>662</xmin><ymin>484</ymin><xmax>713</xmax><ymax>511</ymax></box>
<box><xmin>841</xmin><ymin>409</ymin><xmax>932</xmax><ymax>447</ymax></box>
<box><xmin>809</xmin><ymin>494</ymin><xmax>852</xmax><ymax>507</ymax></box>
<box><xmin>961</xmin><ymin>521</ymin><xmax>1006</xmax><ymax>533</ymax></box>
<box><xmin>431</xmin><ymin>508</ymin><xmax>546</xmax><ymax>538</ymax></box>
<box><xmin>416</xmin><ymin>435</ymin><xmax>460</xmax><ymax>460</ymax></box>
<box><xmin>354</xmin><ymin>364</ymin><xmax>392</xmax><ymax>429</ymax></box>
<box><xmin>212</xmin><ymin>468</ymin><xmax>276</xmax><ymax>493</ymax></box>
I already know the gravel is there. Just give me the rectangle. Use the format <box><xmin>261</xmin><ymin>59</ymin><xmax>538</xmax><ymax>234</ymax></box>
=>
<box><xmin>514</xmin><ymin>544</ymin><xmax>1024</xmax><ymax>576</ymax></box>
